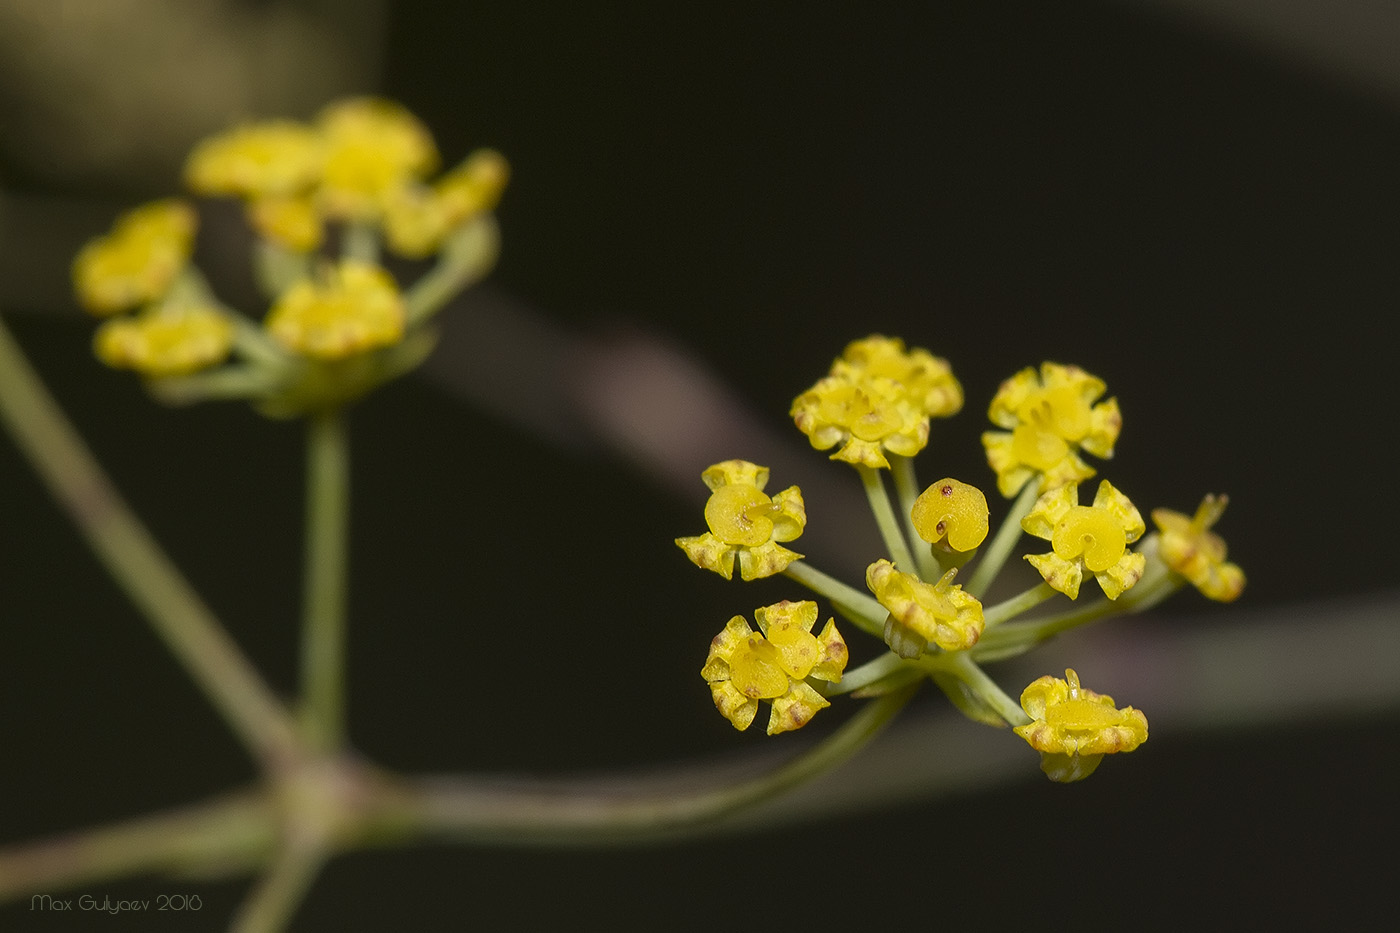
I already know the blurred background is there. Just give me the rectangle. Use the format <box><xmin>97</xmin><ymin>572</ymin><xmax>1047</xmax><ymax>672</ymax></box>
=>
<box><xmin>1</xmin><ymin>0</ymin><xmax>1397</xmax><ymax>928</ymax></box>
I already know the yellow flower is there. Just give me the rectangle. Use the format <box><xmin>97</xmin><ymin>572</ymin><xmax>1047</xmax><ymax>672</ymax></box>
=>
<box><xmin>248</xmin><ymin>196</ymin><xmax>324</xmax><ymax>253</ymax></box>
<box><xmin>791</xmin><ymin>335</ymin><xmax>961</xmax><ymax>469</ymax></box>
<box><xmin>700</xmin><ymin>600</ymin><xmax>847</xmax><ymax>734</ymax></box>
<box><xmin>910</xmin><ymin>478</ymin><xmax>989</xmax><ymax>552</ymax></box>
<box><xmin>1022</xmin><ymin>480</ymin><xmax>1145</xmax><ymax>600</ymax></box>
<box><xmin>383</xmin><ymin>149</ymin><xmax>511</xmax><ymax>258</ymax></box>
<box><xmin>865</xmin><ymin>559</ymin><xmax>983</xmax><ymax>655</ymax></box>
<box><xmin>317</xmin><ymin>97</ymin><xmax>439</xmax><ymax>221</ymax></box>
<box><xmin>72</xmin><ymin>200</ymin><xmax>197</xmax><ymax>316</ymax></box>
<box><xmin>184</xmin><ymin>120</ymin><xmax>324</xmax><ymax>199</ymax></box>
<box><xmin>1014</xmin><ymin>668</ymin><xmax>1148</xmax><ymax>782</ymax></box>
<box><xmin>791</xmin><ymin>375</ymin><xmax>928</xmax><ymax>469</ymax></box>
<box><xmin>981</xmin><ymin>362</ymin><xmax>1121</xmax><ymax>497</ymax></box>
<box><xmin>1152</xmin><ymin>495</ymin><xmax>1245</xmax><ymax>602</ymax></box>
<box><xmin>830</xmin><ymin>335</ymin><xmax>963</xmax><ymax>419</ymax></box>
<box><xmin>265</xmin><ymin>261</ymin><xmax>405</xmax><ymax>359</ymax></box>
<box><xmin>675</xmin><ymin>460</ymin><xmax>806</xmax><ymax>580</ymax></box>
<box><xmin>93</xmin><ymin>304</ymin><xmax>234</xmax><ymax>377</ymax></box>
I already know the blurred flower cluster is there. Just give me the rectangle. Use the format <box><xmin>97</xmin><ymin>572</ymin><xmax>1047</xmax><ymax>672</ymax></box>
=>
<box><xmin>71</xmin><ymin>97</ymin><xmax>507</xmax><ymax>416</ymax></box>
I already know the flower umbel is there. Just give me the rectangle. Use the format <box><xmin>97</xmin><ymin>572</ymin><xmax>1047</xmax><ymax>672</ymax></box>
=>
<box><xmin>700</xmin><ymin>601</ymin><xmax>847</xmax><ymax>734</ymax></box>
<box><xmin>866</xmin><ymin>559</ymin><xmax>983</xmax><ymax>656</ymax></box>
<box><xmin>1015</xmin><ymin>668</ymin><xmax>1148</xmax><ymax>782</ymax></box>
<box><xmin>1152</xmin><ymin>495</ymin><xmax>1245</xmax><ymax>602</ymax></box>
<box><xmin>791</xmin><ymin>335</ymin><xmax>961</xmax><ymax>469</ymax></box>
<box><xmin>981</xmin><ymin>362</ymin><xmax>1121</xmax><ymax>497</ymax></box>
<box><xmin>675</xmin><ymin>460</ymin><xmax>806</xmax><ymax>580</ymax></box>
<box><xmin>1022</xmin><ymin>479</ymin><xmax>1145</xmax><ymax>599</ymax></box>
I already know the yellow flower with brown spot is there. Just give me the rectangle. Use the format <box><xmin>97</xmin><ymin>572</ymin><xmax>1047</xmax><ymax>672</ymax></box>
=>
<box><xmin>72</xmin><ymin>200</ymin><xmax>197</xmax><ymax>316</ymax></box>
<box><xmin>700</xmin><ymin>600</ymin><xmax>847</xmax><ymax>734</ymax></box>
<box><xmin>1015</xmin><ymin>668</ymin><xmax>1148</xmax><ymax>782</ymax></box>
<box><xmin>675</xmin><ymin>460</ymin><xmax>806</xmax><ymax>580</ymax></box>
<box><xmin>910</xmin><ymin>478</ymin><xmax>989</xmax><ymax>552</ymax></box>
<box><xmin>981</xmin><ymin>362</ymin><xmax>1121</xmax><ymax>497</ymax></box>
<box><xmin>866</xmin><ymin>559</ymin><xmax>983</xmax><ymax>655</ymax></box>
<box><xmin>93</xmin><ymin>304</ymin><xmax>233</xmax><ymax>378</ymax></box>
<box><xmin>1022</xmin><ymin>479</ymin><xmax>1145</xmax><ymax>600</ymax></box>
<box><xmin>265</xmin><ymin>261</ymin><xmax>405</xmax><ymax>360</ymax></box>
<box><xmin>1152</xmin><ymin>495</ymin><xmax>1245</xmax><ymax>602</ymax></box>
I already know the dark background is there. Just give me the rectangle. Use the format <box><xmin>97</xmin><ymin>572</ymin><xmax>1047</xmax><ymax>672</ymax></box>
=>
<box><xmin>2</xmin><ymin>1</ymin><xmax>1397</xmax><ymax>929</ymax></box>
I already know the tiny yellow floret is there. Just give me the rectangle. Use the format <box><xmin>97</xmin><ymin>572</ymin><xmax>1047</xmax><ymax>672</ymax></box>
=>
<box><xmin>911</xmin><ymin>478</ymin><xmax>990</xmax><ymax>551</ymax></box>
<box><xmin>184</xmin><ymin>120</ymin><xmax>324</xmax><ymax>199</ymax></box>
<box><xmin>1152</xmin><ymin>495</ymin><xmax>1245</xmax><ymax>602</ymax></box>
<box><xmin>791</xmin><ymin>335</ymin><xmax>961</xmax><ymax>469</ymax></box>
<box><xmin>981</xmin><ymin>362</ymin><xmax>1121</xmax><ymax>497</ymax></box>
<box><xmin>316</xmin><ymin>97</ymin><xmax>440</xmax><ymax>221</ymax></box>
<box><xmin>249</xmin><ymin>196</ymin><xmax>324</xmax><ymax>253</ymax></box>
<box><xmin>1015</xmin><ymin>668</ymin><xmax>1147</xmax><ymax>782</ymax></box>
<box><xmin>830</xmin><ymin>335</ymin><xmax>963</xmax><ymax>419</ymax></box>
<box><xmin>866</xmin><ymin>559</ymin><xmax>984</xmax><ymax>655</ymax></box>
<box><xmin>1022</xmin><ymin>479</ymin><xmax>1145</xmax><ymax>599</ymax></box>
<box><xmin>265</xmin><ymin>261</ymin><xmax>406</xmax><ymax>359</ymax></box>
<box><xmin>382</xmin><ymin>149</ymin><xmax>511</xmax><ymax>258</ymax></box>
<box><xmin>675</xmin><ymin>460</ymin><xmax>806</xmax><ymax>580</ymax></box>
<box><xmin>700</xmin><ymin>600</ymin><xmax>847</xmax><ymax>734</ymax></box>
<box><xmin>72</xmin><ymin>200</ymin><xmax>197</xmax><ymax>316</ymax></box>
<box><xmin>93</xmin><ymin>304</ymin><xmax>234</xmax><ymax>377</ymax></box>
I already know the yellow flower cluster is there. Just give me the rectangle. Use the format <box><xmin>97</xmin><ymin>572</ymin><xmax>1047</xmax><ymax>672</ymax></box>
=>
<box><xmin>185</xmin><ymin>97</ymin><xmax>508</xmax><ymax>258</ymax></box>
<box><xmin>1022</xmin><ymin>479</ymin><xmax>1146</xmax><ymax>600</ymax></box>
<box><xmin>71</xmin><ymin>97</ymin><xmax>508</xmax><ymax>406</ymax></box>
<box><xmin>791</xmin><ymin>335</ymin><xmax>962</xmax><ymax>469</ymax></box>
<box><xmin>682</xmin><ymin>335</ymin><xmax>1242</xmax><ymax>784</ymax></box>
<box><xmin>72</xmin><ymin>201</ymin><xmax>236</xmax><ymax>378</ymax></box>
<box><xmin>1152</xmin><ymin>495</ymin><xmax>1245</xmax><ymax>602</ymax></box>
<box><xmin>1015</xmin><ymin>668</ymin><xmax>1148</xmax><ymax>782</ymax></box>
<box><xmin>982</xmin><ymin>363</ymin><xmax>1120</xmax><ymax>497</ymax></box>
<box><xmin>701</xmin><ymin>601</ymin><xmax>847</xmax><ymax>734</ymax></box>
<box><xmin>675</xmin><ymin>460</ymin><xmax>806</xmax><ymax>581</ymax></box>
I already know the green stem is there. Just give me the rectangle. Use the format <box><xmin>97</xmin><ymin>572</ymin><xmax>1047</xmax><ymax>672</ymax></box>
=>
<box><xmin>298</xmin><ymin>410</ymin><xmax>350</xmax><ymax>753</ymax></box>
<box><xmin>822</xmin><ymin>651</ymin><xmax>912</xmax><ymax>696</ymax></box>
<box><xmin>783</xmin><ymin>561</ymin><xmax>886</xmax><ymax>637</ymax></box>
<box><xmin>0</xmin><ymin>316</ymin><xmax>301</xmax><ymax>767</ymax></box>
<box><xmin>858</xmin><ymin>464</ymin><xmax>917</xmax><ymax>573</ymax></box>
<box><xmin>341</xmin><ymin>222</ymin><xmax>380</xmax><ymax>265</ymax></box>
<box><xmin>976</xmin><ymin>544</ymin><xmax>1183</xmax><ymax>660</ymax></box>
<box><xmin>147</xmin><ymin>365</ymin><xmax>288</xmax><ymax>406</ymax></box>
<box><xmin>229</xmin><ymin>841</ymin><xmax>327</xmax><ymax>933</ymax></box>
<box><xmin>936</xmin><ymin>652</ymin><xmax>1029</xmax><ymax>727</ymax></box>
<box><xmin>890</xmin><ymin>454</ymin><xmax>938</xmax><ymax>580</ymax></box>
<box><xmin>982</xmin><ymin>581</ymin><xmax>1057</xmax><ymax>628</ymax></box>
<box><xmin>963</xmin><ymin>477</ymin><xmax>1040</xmax><ymax>597</ymax></box>
<box><xmin>404</xmin><ymin>215</ymin><xmax>500</xmax><ymax>327</ymax></box>
<box><xmin>406</xmin><ymin>683</ymin><xmax>920</xmax><ymax>845</ymax></box>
